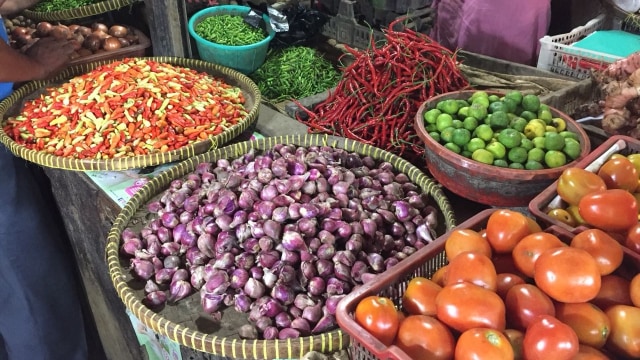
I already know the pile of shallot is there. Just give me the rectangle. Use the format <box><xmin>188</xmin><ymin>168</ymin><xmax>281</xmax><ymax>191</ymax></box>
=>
<box><xmin>120</xmin><ymin>144</ymin><xmax>440</xmax><ymax>340</ymax></box>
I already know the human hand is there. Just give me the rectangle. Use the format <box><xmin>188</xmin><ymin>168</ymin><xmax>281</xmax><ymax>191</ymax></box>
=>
<box><xmin>24</xmin><ymin>37</ymin><xmax>75</xmax><ymax>79</ymax></box>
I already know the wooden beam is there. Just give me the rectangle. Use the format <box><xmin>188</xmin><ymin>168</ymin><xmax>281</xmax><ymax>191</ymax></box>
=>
<box><xmin>143</xmin><ymin>0</ymin><xmax>191</xmax><ymax>57</ymax></box>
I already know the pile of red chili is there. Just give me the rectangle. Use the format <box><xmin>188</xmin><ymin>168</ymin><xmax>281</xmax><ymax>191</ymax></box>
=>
<box><xmin>295</xmin><ymin>19</ymin><xmax>469</xmax><ymax>162</ymax></box>
<box><xmin>3</xmin><ymin>58</ymin><xmax>247</xmax><ymax>159</ymax></box>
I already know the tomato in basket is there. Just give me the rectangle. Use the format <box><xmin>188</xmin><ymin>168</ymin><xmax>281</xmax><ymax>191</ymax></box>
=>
<box><xmin>402</xmin><ymin>277</ymin><xmax>441</xmax><ymax>316</ymax></box>
<box><xmin>353</xmin><ymin>296</ymin><xmax>399</xmax><ymax>346</ymax></box>
<box><xmin>555</xmin><ymin>302</ymin><xmax>611</xmax><ymax>349</ymax></box>
<box><xmin>485</xmin><ymin>209</ymin><xmax>533</xmax><ymax>254</ymax></box>
<box><xmin>454</xmin><ymin>328</ymin><xmax>514</xmax><ymax>360</ymax></box>
<box><xmin>511</xmin><ymin>232</ymin><xmax>566</xmax><ymax>278</ymax></box>
<box><xmin>578</xmin><ymin>189</ymin><xmax>638</xmax><ymax>233</ymax></box>
<box><xmin>570</xmin><ymin>229</ymin><xmax>624</xmax><ymax>276</ymax></box>
<box><xmin>556</xmin><ymin>168</ymin><xmax>608</xmax><ymax>207</ymax></box>
<box><xmin>605</xmin><ymin>305</ymin><xmax>640</xmax><ymax>358</ymax></box>
<box><xmin>625</xmin><ymin>223</ymin><xmax>640</xmax><ymax>255</ymax></box>
<box><xmin>505</xmin><ymin>284</ymin><xmax>555</xmax><ymax>331</ymax></box>
<box><xmin>523</xmin><ymin>315</ymin><xmax>579</xmax><ymax>360</ymax></box>
<box><xmin>435</xmin><ymin>282</ymin><xmax>506</xmax><ymax>332</ymax></box>
<box><xmin>394</xmin><ymin>315</ymin><xmax>455</xmax><ymax>360</ymax></box>
<box><xmin>597</xmin><ymin>157</ymin><xmax>639</xmax><ymax>193</ymax></box>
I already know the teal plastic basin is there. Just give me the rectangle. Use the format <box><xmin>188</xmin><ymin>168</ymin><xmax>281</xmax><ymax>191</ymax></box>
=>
<box><xmin>188</xmin><ymin>5</ymin><xmax>275</xmax><ymax>74</ymax></box>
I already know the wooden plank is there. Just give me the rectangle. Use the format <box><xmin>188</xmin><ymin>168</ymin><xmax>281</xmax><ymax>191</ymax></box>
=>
<box><xmin>45</xmin><ymin>169</ymin><xmax>145</xmax><ymax>360</ymax></box>
<box><xmin>143</xmin><ymin>0</ymin><xmax>191</xmax><ymax>57</ymax></box>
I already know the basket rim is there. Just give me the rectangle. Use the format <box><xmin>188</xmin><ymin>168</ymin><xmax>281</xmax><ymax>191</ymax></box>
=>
<box><xmin>22</xmin><ymin>0</ymin><xmax>140</xmax><ymax>21</ymax></box>
<box><xmin>0</xmin><ymin>56</ymin><xmax>261</xmax><ymax>171</ymax></box>
<box><xmin>105</xmin><ymin>133</ymin><xmax>457</xmax><ymax>357</ymax></box>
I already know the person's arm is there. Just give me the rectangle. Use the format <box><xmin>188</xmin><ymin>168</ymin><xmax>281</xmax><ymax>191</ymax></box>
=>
<box><xmin>0</xmin><ymin>37</ymin><xmax>74</xmax><ymax>82</ymax></box>
<box><xmin>0</xmin><ymin>0</ymin><xmax>40</xmax><ymax>16</ymax></box>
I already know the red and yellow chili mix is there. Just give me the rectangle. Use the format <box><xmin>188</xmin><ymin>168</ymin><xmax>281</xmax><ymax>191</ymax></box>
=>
<box><xmin>3</xmin><ymin>58</ymin><xmax>248</xmax><ymax>159</ymax></box>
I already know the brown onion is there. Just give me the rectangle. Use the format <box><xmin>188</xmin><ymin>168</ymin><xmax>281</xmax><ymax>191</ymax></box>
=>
<box><xmin>117</xmin><ymin>37</ymin><xmax>130</xmax><ymax>48</ymax></box>
<box><xmin>102</xmin><ymin>37</ymin><xmax>122</xmax><ymax>51</ymax></box>
<box><xmin>75</xmin><ymin>26</ymin><xmax>92</xmax><ymax>37</ymax></box>
<box><xmin>92</xmin><ymin>30</ymin><xmax>109</xmax><ymax>40</ymax></box>
<box><xmin>108</xmin><ymin>25</ymin><xmax>128</xmax><ymax>38</ymax></box>
<box><xmin>91</xmin><ymin>22</ymin><xmax>108</xmax><ymax>33</ymax></box>
<box><xmin>67</xmin><ymin>24</ymin><xmax>80</xmax><ymax>32</ymax></box>
<box><xmin>35</xmin><ymin>22</ymin><xmax>53</xmax><ymax>37</ymax></box>
<box><xmin>83</xmin><ymin>34</ymin><xmax>101</xmax><ymax>52</ymax></box>
<box><xmin>49</xmin><ymin>25</ymin><xmax>70</xmax><ymax>40</ymax></box>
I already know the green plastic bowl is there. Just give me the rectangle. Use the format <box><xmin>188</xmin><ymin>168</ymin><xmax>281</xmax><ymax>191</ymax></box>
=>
<box><xmin>188</xmin><ymin>5</ymin><xmax>275</xmax><ymax>74</ymax></box>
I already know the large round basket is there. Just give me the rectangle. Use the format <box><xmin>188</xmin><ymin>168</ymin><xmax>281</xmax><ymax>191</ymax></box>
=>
<box><xmin>0</xmin><ymin>57</ymin><xmax>261</xmax><ymax>171</ymax></box>
<box><xmin>22</xmin><ymin>0</ymin><xmax>140</xmax><ymax>21</ymax></box>
<box><xmin>105</xmin><ymin>134</ymin><xmax>457</xmax><ymax>359</ymax></box>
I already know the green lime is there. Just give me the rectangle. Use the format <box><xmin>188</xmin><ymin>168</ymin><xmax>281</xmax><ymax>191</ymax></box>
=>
<box><xmin>466</xmin><ymin>137</ymin><xmax>486</xmax><ymax>153</ymax></box>
<box><xmin>461</xmin><ymin>150</ymin><xmax>473</xmax><ymax>158</ymax></box>
<box><xmin>489</xmin><ymin>101</ymin><xmax>506</xmax><ymax>114</ymax></box>
<box><xmin>452</xmin><ymin>128</ymin><xmax>472</xmax><ymax>147</ymax></box>
<box><xmin>505</xmin><ymin>90</ymin><xmax>523</xmax><ymax>105</ymax></box>
<box><xmin>484</xmin><ymin>114</ymin><xmax>492</xmax><ymax>125</ymax></box>
<box><xmin>493</xmin><ymin>159</ymin><xmax>509</xmax><ymax>168</ymax></box>
<box><xmin>438</xmin><ymin>99</ymin><xmax>460</xmax><ymax>115</ymax></box>
<box><xmin>538</xmin><ymin>109</ymin><xmax>553</xmax><ymax>125</ymax></box>
<box><xmin>520</xmin><ymin>110</ymin><xmax>537</xmax><ymax>121</ymax></box>
<box><xmin>463</xmin><ymin>117</ymin><xmax>479</xmax><ymax>132</ymax></box>
<box><xmin>563</xmin><ymin>138</ymin><xmax>582</xmax><ymax>160</ymax></box>
<box><xmin>452</xmin><ymin>119</ymin><xmax>464</xmax><ymax>129</ymax></box>
<box><xmin>436</xmin><ymin>113</ymin><xmax>454</xmax><ymax>132</ymax></box>
<box><xmin>489</xmin><ymin>111</ymin><xmax>510</xmax><ymax>130</ymax></box>
<box><xmin>544</xmin><ymin>150</ymin><xmax>567</xmax><ymax>168</ymax></box>
<box><xmin>559</xmin><ymin>131</ymin><xmax>579</xmax><ymax>141</ymax></box>
<box><xmin>525</xmin><ymin>160</ymin><xmax>545</xmax><ymax>170</ymax></box>
<box><xmin>508</xmin><ymin>147</ymin><xmax>528</xmax><ymax>164</ymax></box>
<box><xmin>425</xmin><ymin>124</ymin><xmax>437</xmax><ymax>132</ymax></box>
<box><xmin>522</xmin><ymin>94</ymin><xmax>541</xmax><ymax>113</ymax></box>
<box><xmin>472</xmin><ymin>96</ymin><xmax>490</xmax><ymax>109</ymax></box>
<box><xmin>458</xmin><ymin>106</ymin><xmax>470</xmax><ymax>119</ymax></box>
<box><xmin>470</xmin><ymin>91</ymin><xmax>489</xmax><ymax>101</ymax></box>
<box><xmin>444</xmin><ymin>142</ymin><xmax>462</xmax><ymax>154</ymax></box>
<box><xmin>488</xmin><ymin>94</ymin><xmax>501</xmax><ymax>103</ymax></box>
<box><xmin>457</xmin><ymin>99</ymin><xmax>470</xmax><ymax>108</ymax></box>
<box><xmin>429</xmin><ymin>132</ymin><xmax>441</xmax><ymax>142</ymax></box>
<box><xmin>528</xmin><ymin>147</ymin><xmax>545</xmax><ymax>162</ymax></box>
<box><xmin>424</xmin><ymin>108</ymin><xmax>442</xmax><ymax>124</ymax></box>
<box><xmin>510</xmin><ymin>117</ymin><xmax>528</xmax><ymax>133</ymax></box>
<box><xmin>507</xmin><ymin>113</ymin><xmax>517</xmax><ymax>122</ymax></box>
<box><xmin>472</xmin><ymin>149</ymin><xmax>495</xmax><ymax>165</ymax></box>
<box><xmin>474</xmin><ymin>124</ymin><xmax>494</xmax><ymax>142</ymax></box>
<box><xmin>497</xmin><ymin>128</ymin><xmax>522</xmax><ymax>149</ymax></box>
<box><xmin>544</xmin><ymin>132</ymin><xmax>566</xmax><ymax>151</ymax></box>
<box><xmin>539</xmin><ymin>104</ymin><xmax>550</xmax><ymax>113</ymax></box>
<box><xmin>502</xmin><ymin>98</ymin><xmax>518</xmax><ymax>114</ymax></box>
<box><xmin>468</xmin><ymin>103</ymin><xmax>488</xmax><ymax>120</ymax></box>
<box><xmin>524</xmin><ymin>120</ymin><xmax>546</xmax><ymax>139</ymax></box>
<box><xmin>532</xmin><ymin>136</ymin><xmax>546</xmax><ymax>149</ymax></box>
<box><xmin>440</xmin><ymin>127</ymin><xmax>455</xmax><ymax>143</ymax></box>
<box><xmin>486</xmin><ymin>141</ymin><xmax>507</xmax><ymax>159</ymax></box>
<box><xmin>509</xmin><ymin>163</ymin><xmax>525</xmax><ymax>170</ymax></box>
<box><xmin>520</xmin><ymin>138</ymin><xmax>534</xmax><ymax>151</ymax></box>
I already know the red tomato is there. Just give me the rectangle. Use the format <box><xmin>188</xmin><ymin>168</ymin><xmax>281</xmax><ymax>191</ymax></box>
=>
<box><xmin>454</xmin><ymin>328</ymin><xmax>514</xmax><ymax>360</ymax></box>
<box><xmin>625</xmin><ymin>223</ymin><xmax>640</xmax><ymax>254</ymax></box>
<box><xmin>578</xmin><ymin>189</ymin><xmax>638</xmax><ymax>232</ymax></box>
<box><xmin>486</xmin><ymin>209</ymin><xmax>533</xmax><ymax>253</ymax></box>
<box><xmin>574</xmin><ymin>344</ymin><xmax>611</xmax><ymax>360</ymax></box>
<box><xmin>523</xmin><ymin>315</ymin><xmax>579</xmax><ymax>360</ymax></box>
<box><xmin>431</xmin><ymin>265</ymin><xmax>449</xmax><ymax>287</ymax></box>
<box><xmin>604</xmin><ymin>305</ymin><xmax>640</xmax><ymax>358</ymax></box>
<box><xmin>354</xmin><ymin>296</ymin><xmax>399</xmax><ymax>346</ymax></box>
<box><xmin>534</xmin><ymin>247</ymin><xmax>601</xmax><ymax>303</ymax></box>
<box><xmin>511</xmin><ymin>232</ymin><xmax>566</xmax><ymax>278</ymax></box>
<box><xmin>630</xmin><ymin>273</ymin><xmax>640</xmax><ymax>308</ymax></box>
<box><xmin>445</xmin><ymin>228</ymin><xmax>492</xmax><ymax>260</ymax></box>
<box><xmin>504</xmin><ymin>329</ymin><xmax>525</xmax><ymax>360</ymax></box>
<box><xmin>492</xmin><ymin>252</ymin><xmax>524</xmax><ymax>276</ymax></box>
<box><xmin>505</xmin><ymin>284</ymin><xmax>555</xmax><ymax>331</ymax></box>
<box><xmin>555</xmin><ymin>302</ymin><xmax>611</xmax><ymax>349</ymax></box>
<box><xmin>402</xmin><ymin>277</ymin><xmax>441</xmax><ymax>316</ymax></box>
<box><xmin>557</xmin><ymin>168</ymin><xmax>608</xmax><ymax>206</ymax></box>
<box><xmin>445</xmin><ymin>251</ymin><xmax>497</xmax><ymax>291</ymax></box>
<box><xmin>570</xmin><ymin>229</ymin><xmax>624</xmax><ymax>275</ymax></box>
<box><xmin>435</xmin><ymin>282</ymin><xmax>506</xmax><ymax>332</ymax></box>
<box><xmin>597</xmin><ymin>157</ymin><xmax>639</xmax><ymax>192</ymax></box>
<box><xmin>592</xmin><ymin>275</ymin><xmax>633</xmax><ymax>310</ymax></box>
<box><xmin>496</xmin><ymin>273</ymin><xmax>526</xmax><ymax>300</ymax></box>
<box><xmin>394</xmin><ymin>315</ymin><xmax>455</xmax><ymax>360</ymax></box>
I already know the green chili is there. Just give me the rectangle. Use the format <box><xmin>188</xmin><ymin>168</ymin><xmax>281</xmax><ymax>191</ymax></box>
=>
<box><xmin>33</xmin><ymin>0</ymin><xmax>97</xmax><ymax>12</ymax></box>
<box><xmin>250</xmin><ymin>46</ymin><xmax>341</xmax><ymax>102</ymax></box>
<box><xmin>195</xmin><ymin>14</ymin><xmax>266</xmax><ymax>46</ymax></box>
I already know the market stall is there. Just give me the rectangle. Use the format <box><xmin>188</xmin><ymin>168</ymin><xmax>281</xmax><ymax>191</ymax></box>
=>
<box><xmin>2</xmin><ymin>0</ymin><xmax>640</xmax><ymax>359</ymax></box>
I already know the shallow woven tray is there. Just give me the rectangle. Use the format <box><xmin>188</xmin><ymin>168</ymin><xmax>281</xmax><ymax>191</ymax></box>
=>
<box><xmin>22</xmin><ymin>0</ymin><xmax>140</xmax><ymax>21</ymax></box>
<box><xmin>0</xmin><ymin>56</ymin><xmax>261</xmax><ymax>171</ymax></box>
<box><xmin>105</xmin><ymin>134</ymin><xmax>457</xmax><ymax>359</ymax></box>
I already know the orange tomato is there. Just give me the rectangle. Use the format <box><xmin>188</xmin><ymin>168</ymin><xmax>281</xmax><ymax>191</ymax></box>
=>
<box><xmin>394</xmin><ymin>315</ymin><xmax>455</xmax><ymax>360</ymax></box>
<box><xmin>625</xmin><ymin>223</ymin><xmax>640</xmax><ymax>255</ymax></box>
<box><xmin>431</xmin><ymin>265</ymin><xmax>449</xmax><ymax>287</ymax></box>
<box><xmin>444</xmin><ymin>228</ymin><xmax>492</xmax><ymax>261</ymax></box>
<box><xmin>496</xmin><ymin>273</ymin><xmax>527</xmax><ymax>300</ymax></box>
<box><xmin>570</xmin><ymin>229</ymin><xmax>624</xmax><ymax>275</ymax></box>
<box><xmin>630</xmin><ymin>273</ymin><xmax>640</xmax><ymax>308</ymax></box>
<box><xmin>511</xmin><ymin>232</ymin><xmax>567</xmax><ymax>278</ymax></box>
<box><xmin>454</xmin><ymin>328</ymin><xmax>514</xmax><ymax>360</ymax></box>
<box><xmin>354</xmin><ymin>296</ymin><xmax>399</xmax><ymax>346</ymax></box>
<box><xmin>534</xmin><ymin>247</ymin><xmax>601</xmax><ymax>303</ymax></box>
<box><xmin>597</xmin><ymin>157</ymin><xmax>639</xmax><ymax>192</ymax></box>
<box><xmin>605</xmin><ymin>305</ymin><xmax>640</xmax><ymax>358</ymax></box>
<box><xmin>435</xmin><ymin>282</ymin><xmax>506</xmax><ymax>332</ymax></box>
<box><xmin>555</xmin><ymin>302</ymin><xmax>611</xmax><ymax>349</ymax></box>
<box><xmin>573</xmin><ymin>344</ymin><xmax>611</xmax><ymax>360</ymax></box>
<box><xmin>557</xmin><ymin>168</ymin><xmax>607</xmax><ymax>206</ymax></box>
<box><xmin>445</xmin><ymin>251</ymin><xmax>497</xmax><ymax>291</ymax></box>
<box><xmin>402</xmin><ymin>277</ymin><xmax>441</xmax><ymax>316</ymax></box>
<box><xmin>578</xmin><ymin>189</ymin><xmax>638</xmax><ymax>233</ymax></box>
<box><xmin>485</xmin><ymin>209</ymin><xmax>533</xmax><ymax>254</ymax></box>
<box><xmin>505</xmin><ymin>284</ymin><xmax>555</xmax><ymax>331</ymax></box>
<box><xmin>591</xmin><ymin>275</ymin><xmax>633</xmax><ymax>310</ymax></box>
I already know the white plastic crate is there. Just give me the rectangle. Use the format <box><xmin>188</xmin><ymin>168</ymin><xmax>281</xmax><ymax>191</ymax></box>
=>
<box><xmin>537</xmin><ymin>14</ymin><xmax>623</xmax><ymax>80</ymax></box>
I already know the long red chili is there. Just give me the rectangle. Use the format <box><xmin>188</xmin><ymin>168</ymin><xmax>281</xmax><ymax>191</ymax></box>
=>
<box><xmin>294</xmin><ymin>18</ymin><xmax>470</xmax><ymax>162</ymax></box>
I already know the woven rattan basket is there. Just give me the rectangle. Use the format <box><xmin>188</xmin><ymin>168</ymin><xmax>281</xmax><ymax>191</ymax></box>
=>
<box><xmin>0</xmin><ymin>56</ymin><xmax>261</xmax><ymax>171</ymax></box>
<box><xmin>105</xmin><ymin>134</ymin><xmax>457</xmax><ymax>359</ymax></box>
<box><xmin>22</xmin><ymin>0</ymin><xmax>140</xmax><ymax>21</ymax></box>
